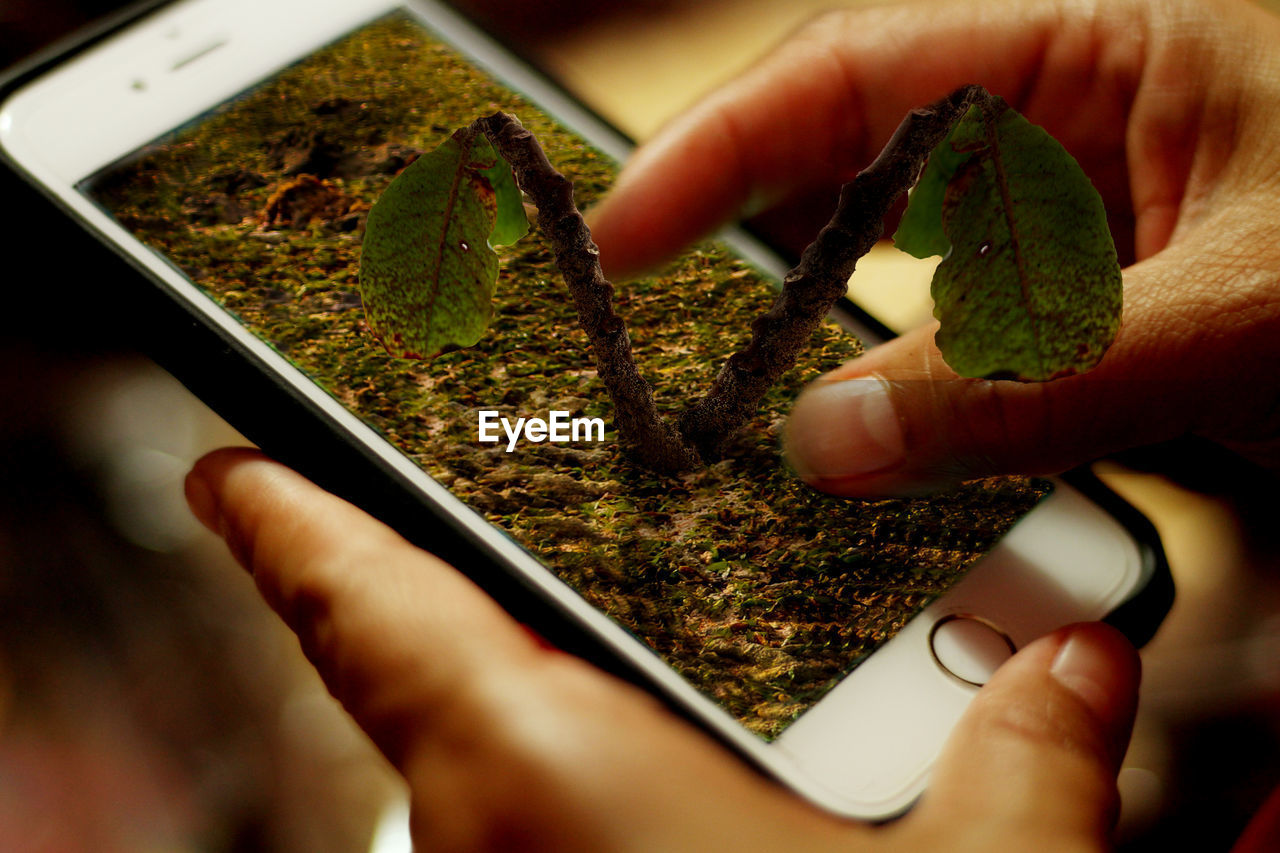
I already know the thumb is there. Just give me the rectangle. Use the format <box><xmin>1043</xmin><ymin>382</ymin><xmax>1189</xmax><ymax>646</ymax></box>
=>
<box><xmin>783</xmin><ymin>321</ymin><xmax>1180</xmax><ymax>496</ymax></box>
<box><xmin>783</xmin><ymin>210</ymin><xmax>1280</xmax><ymax>496</ymax></box>
<box><xmin>902</xmin><ymin>623</ymin><xmax>1140</xmax><ymax>848</ymax></box>
<box><xmin>782</xmin><ymin>250</ymin><xmax>1266</xmax><ymax>496</ymax></box>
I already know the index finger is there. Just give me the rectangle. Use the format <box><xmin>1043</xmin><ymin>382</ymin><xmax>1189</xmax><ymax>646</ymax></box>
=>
<box><xmin>589</xmin><ymin>0</ymin><xmax>1144</xmax><ymax>280</ymax></box>
<box><xmin>183</xmin><ymin>447</ymin><xmax>543</xmax><ymax>766</ymax></box>
<box><xmin>184</xmin><ymin>449</ymin><xmax>875</xmax><ymax>851</ymax></box>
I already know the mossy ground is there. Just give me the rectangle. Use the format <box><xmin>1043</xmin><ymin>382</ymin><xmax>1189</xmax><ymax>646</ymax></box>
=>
<box><xmin>90</xmin><ymin>13</ymin><xmax>1045</xmax><ymax>738</ymax></box>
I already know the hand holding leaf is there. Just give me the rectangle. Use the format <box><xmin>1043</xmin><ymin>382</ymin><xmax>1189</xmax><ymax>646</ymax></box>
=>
<box><xmin>356</xmin><ymin>89</ymin><xmax>1124</xmax><ymax>472</ymax></box>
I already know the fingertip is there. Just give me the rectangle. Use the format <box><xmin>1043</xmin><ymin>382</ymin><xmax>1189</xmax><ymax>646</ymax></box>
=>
<box><xmin>990</xmin><ymin>622</ymin><xmax>1141</xmax><ymax>726</ymax></box>
<box><xmin>918</xmin><ymin>622</ymin><xmax>1140</xmax><ymax>845</ymax></box>
<box><xmin>783</xmin><ymin>374</ymin><xmax>906</xmax><ymax>484</ymax></box>
<box><xmin>975</xmin><ymin>621</ymin><xmax>1141</xmax><ymax>771</ymax></box>
<box><xmin>583</xmin><ymin>196</ymin><xmax>649</xmax><ymax>283</ymax></box>
<box><xmin>183</xmin><ymin>464</ymin><xmax>219</xmax><ymax>534</ymax></box>
<box><xmin>782</xmin><ymin>319</ymin><xmax>1162</xmax><ymax>495</ymax></box>
<box><xmin>185</xmin><ymin>448</ymin><xmax>300</xmax><ymax>575</ymax></box>
<box><xmin>1048</xmin><ymin>623</ymin><xmax>1141</xmax><ymax>708</ymax></box>
<box><xmin>184</xmin><ymin>447</ymin><xmax>272</xmax><ymax>534</ymax></box>
<box><xmin>1047</xmin><ymin>622</ymin><xmax>1142</xmax><ymax>761</ymax></box>
<box><xmin>587</xmin><ymin>138</ymin><xmax>747</xmax><ymax>283</ymax></box>
<box><xmin>187</xmin><ymin>446</ymin><xmax>272</xmax><ymax>489</ymax></box>
<box><xmin>782</xmin><ymin>328</ymin><xmax>972</xmax><ymax>497</ymax></box>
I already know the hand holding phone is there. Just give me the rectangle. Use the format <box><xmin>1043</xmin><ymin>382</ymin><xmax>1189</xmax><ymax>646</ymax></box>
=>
<box><xmin>0</xmin><ymin>0</ymin><xmax>1172</xmax><ymax>824</ymax></box>
<box><xmin>187</xmin><ymin>446</ymin><xmax>1141</xmax><ymax>853</ymax></box>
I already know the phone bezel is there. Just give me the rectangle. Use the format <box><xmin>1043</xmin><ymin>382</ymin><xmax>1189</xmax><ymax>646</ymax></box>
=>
<box><xmin>0</xmin><ymin>0</ymin><xmax>1173</xmax><ymax>820</ymax></box>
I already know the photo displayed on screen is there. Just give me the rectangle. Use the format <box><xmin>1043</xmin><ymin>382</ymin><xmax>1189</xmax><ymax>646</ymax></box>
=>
<box><xmin>84</xmin><ymin>9</ymin><xmax>1046</xmax><ymax>738</ymax></box>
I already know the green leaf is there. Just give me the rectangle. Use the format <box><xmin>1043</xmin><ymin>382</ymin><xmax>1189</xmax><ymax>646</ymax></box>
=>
<box><xmin>480</xmin><ymin>141</ymin><xmax>529</xmax><ymax>247</ymax></box>
<box><xmin>892</xmin><ymin>109</ymin><xmax>976</xmax><ymax>259</ymax></box>
<box><xmin>359</xmin><ymin>128</ymin><xmax>516</xmax><ymax>359</ymax></box>
<box><xmin>895</xmin><ymin>99</ymin><xmax>1122</xmax><ymax>381</ymax></box>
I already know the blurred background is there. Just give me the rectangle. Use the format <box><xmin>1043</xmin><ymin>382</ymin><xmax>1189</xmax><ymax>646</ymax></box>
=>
<box><xmin>2</xmin><ymin>0</ymin><xmax>1279</xmax><ymax>849</ymax></box>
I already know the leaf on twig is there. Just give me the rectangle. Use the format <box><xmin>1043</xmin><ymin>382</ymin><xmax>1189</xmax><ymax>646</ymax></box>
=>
<box><xmin>359</xmin><ymin>127</ymin><xmax>527</xmax><ymax>359</ymax></box>
<box><xmin>894</xmin><ymin>98</ymin><xmax>1122</xmax><ymax>381</ymax></box>
<box><xmin>481</xmin><ymin>140</ymin><xmax>530</xmax><ymax>248</ymax></box>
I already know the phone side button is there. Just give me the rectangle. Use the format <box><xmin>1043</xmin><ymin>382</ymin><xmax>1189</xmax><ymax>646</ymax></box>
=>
<box><xmin>927</xmin><ymin>614</ymin><xmax>1017</xmax><ymax>687</ymax></box>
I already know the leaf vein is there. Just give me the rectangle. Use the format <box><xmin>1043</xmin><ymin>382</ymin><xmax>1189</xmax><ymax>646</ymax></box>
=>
<box><xmin>986</xmin><ymin>106</ymin><xmax>1045</xmax><ymax>377</ymax></box>
<box><xmin>422</xmin><ymin>132</ymin><xmax>473</xmax><ymax>337</ymax></box>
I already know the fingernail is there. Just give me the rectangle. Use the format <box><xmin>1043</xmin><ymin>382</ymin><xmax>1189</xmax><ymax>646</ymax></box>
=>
<box><xmin>1050</xmin><ymin>627</ymin><xmax>1125</xmax><ymax>721</ymax></box>
<box><xmin>184</xmin><ymin>470</ymin><xmax>220</xmax><ymax>534</ymax></box>
<box><xmin>784</xmin><ymin>376</ymin><xmax>905</xmax><ymax>480</ymax></box>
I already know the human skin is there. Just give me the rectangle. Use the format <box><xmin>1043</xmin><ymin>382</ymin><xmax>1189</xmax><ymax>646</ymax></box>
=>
<box><xmin>185</xmin><ymin>0</ymin><xmax>1280</xmax><ymax>848</ymax></box>
<box><xmin>588</xmin><ymin>0</ymin><xmax>1280</xmax><ymax>497</ymax></box>
<box><xmin>186</xmin><ymin>447</ymin><xmax>1138</xmax><ymax>852</ymax></box>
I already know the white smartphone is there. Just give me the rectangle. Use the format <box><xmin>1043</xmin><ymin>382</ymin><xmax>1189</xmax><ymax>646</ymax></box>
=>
<box><xmin>0</xmin><ymin>0</ymin><xmax>1171</xmax><ymax>820</ymax></box>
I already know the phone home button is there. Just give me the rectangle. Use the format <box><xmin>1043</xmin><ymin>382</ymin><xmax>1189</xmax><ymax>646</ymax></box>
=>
<box><xmin>928</xmin><ymin>614</ymin><xmax>1017</xmax><ymax>687</ymax></box>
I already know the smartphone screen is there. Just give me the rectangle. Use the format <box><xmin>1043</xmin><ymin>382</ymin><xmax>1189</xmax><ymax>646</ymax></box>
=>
<box><xmin>80</xmin><ymin>9</ymin><xmax>1046</xmax><ymax>740</ymax></box>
